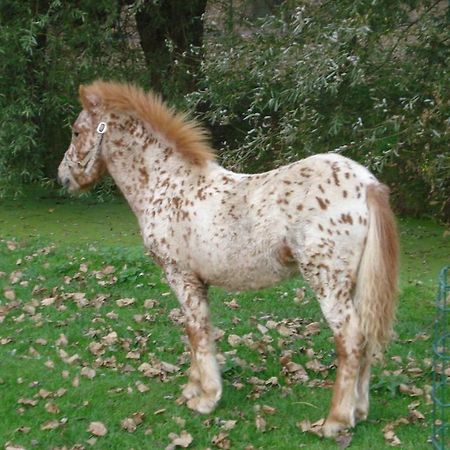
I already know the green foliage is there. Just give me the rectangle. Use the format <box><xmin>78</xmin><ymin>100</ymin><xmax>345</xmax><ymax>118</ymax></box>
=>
<box><xmin>0</xmin><ymin>0</ymin><xmax>147</xmax><ymax>194</ymax></box>
<box><xmin>188</xmin><ymin>0</ymin><xmax>449</xmax><ymax>220</ymax></box>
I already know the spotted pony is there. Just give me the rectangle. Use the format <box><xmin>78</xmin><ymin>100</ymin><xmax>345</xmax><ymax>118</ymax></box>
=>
<box><xmin>58</xmin><ymin>80</ymin><xmax>398</xmax><ymax>437</ymax></box>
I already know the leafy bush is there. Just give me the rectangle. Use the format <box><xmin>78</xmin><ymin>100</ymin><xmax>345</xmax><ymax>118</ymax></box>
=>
<box><xmin>0</xmin><ymin>0</ymin><xmax>146</xmax><ymax>195</ymax></box>
<box><xmin>188</xmin><ymin>0</ymin><xmax>449</xmax><ymax>220</ymax></box>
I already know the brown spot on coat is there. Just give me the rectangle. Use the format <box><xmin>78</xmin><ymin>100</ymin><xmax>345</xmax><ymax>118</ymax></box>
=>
<box><xmin>316</xmin><ymin>197</ymin><xmax>328</xmax><ymax>210</ymax></box>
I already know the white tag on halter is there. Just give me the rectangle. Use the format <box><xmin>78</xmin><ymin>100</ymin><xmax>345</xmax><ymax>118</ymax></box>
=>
<box><xmin>96</xmin><ymin>122</ymin><xmax>107</xmax><ymax>134</ymax></box>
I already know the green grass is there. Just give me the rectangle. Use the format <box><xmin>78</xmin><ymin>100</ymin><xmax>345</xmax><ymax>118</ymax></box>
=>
<box><xmin>0</xmin><ymin>191</ymin><xmax>449</xmax><ymax>449</ymax></box>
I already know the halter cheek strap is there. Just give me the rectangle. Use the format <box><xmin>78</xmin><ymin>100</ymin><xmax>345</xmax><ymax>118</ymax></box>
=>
<box><xmin>65</xmin><ymin>121</ymin><xmax>107</xmax><ymax>174</ymax></box>
<box><xmin>85</xmin><ymin>121</ymin><xmax>108</xmax><ymax>174</ymax></box>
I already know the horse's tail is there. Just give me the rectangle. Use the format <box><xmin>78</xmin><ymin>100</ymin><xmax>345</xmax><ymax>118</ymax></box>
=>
<box><xmin>354</xmin><ymin>183</ymin><xmax>399</xmax><ymax>361</ymax></box>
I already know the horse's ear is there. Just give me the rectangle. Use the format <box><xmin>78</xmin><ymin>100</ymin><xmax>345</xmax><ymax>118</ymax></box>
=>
<box><xmin>79</xmin><ymin>85</ymin><xmax>101</xmax><ymax>112</ymax></box>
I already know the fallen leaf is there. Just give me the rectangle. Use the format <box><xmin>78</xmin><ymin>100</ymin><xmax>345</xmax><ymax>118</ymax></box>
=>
<box><xmin>224</xmin><ymin>299</ymin><xmax>240</xmax><ymax>309</ymax></box>
<box><xmin>304</xmin><ymin>322</ymin><xmax>321</xmax><ymax>336</ymax></box>
<box><xmin>228</xmin><ymin>334</ymin><xmax>241</xmax><ymax>347</ymax></box>
<box><xmin>221</xmin><ymin>420</ymin><xmax>237</xmax><ymax>431</ymax></box>
<box><xmin>5</xmin><ymin>443</ymin><xmax>26</xmax><ymax>450</ymax></box>
<box><xmin>102</xmin><ymin>331</ymin><xmax>118</xmax><ymax>345</ymax></box>
<box><xmin>116</xmin><ymin>298</ymin><xmax>135</xmax><ymax>307</ymax></box>
<box><xmin>261</xmin><ymin>404</ymin><xmax>277</xmax><ymax>414</ymax></box>
<box><xmin>121</xmin><ymin>413</ymin><xmax>144</xmax><ymax>433</ymax></box>
<box><xmin>144</xmin><ymin>299</ymin><xmax>159</xmax><ymax>308</ymax></box>
<box><xmin>41</xmin><ymin>419</ymin><xmax>60</xmax><ymax>430</ymax></box>
<box><xmin>45</xmin><ymin>402</ymin><xmax>60</xmax><ymax>413</ymax></box>
<box><xmin>166</xmin><ymin>430</ymin><xmax>193</xmax><ymax>449</ymax></box>
<box><xmin>88</xmin><ymin>421</ymin><xmax>107</xmax><ymax>436</ymax></box>
<box><xmin>135</xmin><ymin>381</ymin><xmax>149</xmax><ymax>393</ymax></box>
<box><xmin>297</xmin><ymin>418</ymin><xmax>325</xmax><ymax>437</ymax></box>
<box><xmin>255</xmin><ymin>415</ymin><xmax>266</xmax><ymax>432</ymax></box>
<box><xmin>4</xmin><ymin>288</ymin><xmax>16</xmax><ymax>301</ymax></box>
<box><xmin>211</xmin><ymin>431</ymin><xmax>231</xmax><ymax>449</ymax></box>
<box><xmin>88</xmin><ymin>342</ymin><xmax>105</xmax><ymax>356</ymax></box>
<box><xmin>81</xmin><ymin>367</ymin><xmax>96</xmax><ymax>379</ymax></box>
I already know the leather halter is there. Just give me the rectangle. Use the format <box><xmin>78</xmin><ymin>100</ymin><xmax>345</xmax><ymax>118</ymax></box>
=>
<box><xmin>64</xmin><ymin>121</ymin><xmax>107</xmax><ymax>175</ymax></box>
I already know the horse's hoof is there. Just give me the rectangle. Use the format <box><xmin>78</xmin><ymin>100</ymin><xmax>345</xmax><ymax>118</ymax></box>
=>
<box><xmin>182</xmin><ymin>382</ymin><xmax>202</xmax><ymax>400</ymax></box>
<box><xmin>322</xmin><ymin>418</ymin><xmax>350</xmax><ymax>438</ymax></box>
<box><xmin>186</xmin><ymin>395</ymin><xmax>217</xmax><ymax>414</ymax></box>
<box><xmin>354</xmin><ymin>409</ymin><xmax>368</xmax><ymax>423</ymax></box>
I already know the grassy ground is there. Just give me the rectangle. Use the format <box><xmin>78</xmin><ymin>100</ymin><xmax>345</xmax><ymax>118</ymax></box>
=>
<box><xmin>0</xmin><ymin>190</ymin><xmax>449</xmax><ymax>449</ymax></box>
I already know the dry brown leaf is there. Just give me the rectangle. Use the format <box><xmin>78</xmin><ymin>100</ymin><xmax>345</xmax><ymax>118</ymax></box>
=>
<box><xmin>4</xmin><ymin>288</ymin><xmax>16</xmax><ymax>301</ymax></box>
<box><xmin>277</xmin><ymin>325</ymin><xmax>292</xmax><ymax>337</ymax></box>
<box><xmin>261</xmin><ymin>404</ymin><xmax>277</xmax><ymax>414</ymax></box>
<box><xmin>399</xmin><ymin>383</ymin><xmax>423</xmax><ymax>397</ymax></box>
<box><xmin>144</xmin><ymin>299</ymin><xmax>159</xmax><ymax>308</ymax></box>
<box><xmin>211</xmin><ymin>431</ymin><xmax>231</xmax><ymax>449</ymax></box>
<box><xmin>5</xmin><ymin>443</ymin><xmax>26</xmax><ymax>450</ymax></box>
<box><xmin>102</xmin><ymin>331</ymin><xmax>118</xmax><ymax>345</ymax></box>
<box><xmin>6</xmin><ymin>240</ymin><xmax>18</xmax><ymax>250</ymax></box>
<box><xmin>166</xmin><ymin>430</ymin><xmax>193</xmax><ymax>449</ymax></box>
<box><xmin>126</xmin><ymin>351</ymin><xmax>141</xmax><ymax>360</ymax></box>
<box><xmin>383</xmin><ymin>429</ymin><xmax>401</xmax><ymax>446</ymax></box>
<box><xmin>139</xmin><ymin>364</ymin><xmax>161</xmax><ymax>377</ymax></box>
<box><xmin>18</xmin><ymin>398</ymin><xmax>38</xmax><ymax>407</ymax></box>
<box><xmin>81</xmin><ymin>367</ymin><xmax>96</xmax><ymax>379</ymax></box>
<box><xmin>88</xmin><ymin>342</ymin><xmax>105</xmax><ymax>356</ymax></box>
<box><xmin>9</xmin><ymin>271</ymin><xmax>23</xmax><ymax>284</ymax></box>
<box><xmin>255</xmin><ymin>415</ymin><xmax>266</xmax><ymax>432</ymax></box>
<box><xmin>228</xmin><ymin>334</ymin><xmax>241</xmax><ymax>347</ymax></box>
<box><xmin>135</xmin><ymin>381</ymin><xmax>150</xmax><ymax>393</ymax></box>
<box><xmin>45</xmin><ymin>401</ymin><xmax>60</xmax><ymax>414</ymax></box>
<box><xmin>88</xmin><ymin>421</ymin><xmax>108</xmax><ymax>436</ymax></box>
<box><xmin>297</xmin><ymin>418</ymin><xmax>325</xmax><ymax>437</ymax></box>
<box><xmin>116</xmin><ymin>298</ymin><xmax>135</xmax><ymax>307</ymax></box>
<box><xmin>257</xmin><ymin>324</ymin><xmax>268</xmax><ymax>334</ymax></box>
<box><xmin>56</xmin><ymin>333</ymin><xmax>68</xmax><ymax>347</ymax></box>
<box><xmin>160</xmin><ymin>361</ymin><xmax>180</xmax><ymax>373</ymax></box>
<box><xmin>121</xmin><ymin>418</ymin><xmax>136</xmax><ymax>433</ymax></box>
<box><xmin>41</xmin><ymin>419</ymin><xmax>60</xmax><ymax>430</ymax></box>
<box><xmin>224</xmin><ymin>298</ymin><xmax>240</xmax><ymax>309</ymax></box>
<box><xmin>221</xmin><ymin>420</ymin><xmax>237</xmax><ymax>431</ymax></box>
<box><xmin>122</xmin><ymin>412</ymin><xmax>145</xmax><ymax>432</ymax></box>
<box><xmin>304</xmin><ymin>322</ymin><xmax>321</xmax><ymax>336</ymax></box>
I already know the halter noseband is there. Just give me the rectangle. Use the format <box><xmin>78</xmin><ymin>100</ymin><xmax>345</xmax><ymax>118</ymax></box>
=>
<box><xmin>65</xmin><ymin>121</ymin><xmax>108</xmax><ymax>174</ymax></box>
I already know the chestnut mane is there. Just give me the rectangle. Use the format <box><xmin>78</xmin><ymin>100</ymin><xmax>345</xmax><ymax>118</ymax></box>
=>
<box><xmin>79</xmin><ymin>80</ymin><xmax>215</xmax><ymax>166</ymax></box>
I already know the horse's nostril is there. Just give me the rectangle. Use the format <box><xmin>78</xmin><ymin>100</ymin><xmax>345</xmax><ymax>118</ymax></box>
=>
<box><xmin>57</xmin><ymin>175</ymin><xmax>70</xmax><ymax>188</ymax></box>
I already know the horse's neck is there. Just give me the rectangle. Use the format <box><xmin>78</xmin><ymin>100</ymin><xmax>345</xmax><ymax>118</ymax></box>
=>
<box><xmin>104</xmin><ymin>118</ymin><xmax>217</xmax><ymax>217</ymax></box>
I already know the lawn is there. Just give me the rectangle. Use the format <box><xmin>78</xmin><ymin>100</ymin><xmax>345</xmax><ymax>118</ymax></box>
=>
<box><xmin>0</xmin><ymin>190</ymin><xmax>449</xmax><ymax>449</ymax></box>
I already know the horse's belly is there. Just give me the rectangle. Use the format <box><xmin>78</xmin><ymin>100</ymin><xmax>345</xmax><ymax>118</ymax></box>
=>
<box><xmin>195</xmin><ymin>255</ymin><xmax>296</xmax><ymax>291</ymax></box>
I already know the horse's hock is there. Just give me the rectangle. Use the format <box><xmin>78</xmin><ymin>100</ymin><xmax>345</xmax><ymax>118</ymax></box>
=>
<box><xmin>433</xmin><ymin>265</ymin><xmax>450</xmax><ymax>449</ymax></box>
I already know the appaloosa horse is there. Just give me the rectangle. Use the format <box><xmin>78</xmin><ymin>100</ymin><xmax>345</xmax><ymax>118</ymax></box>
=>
<box><xmin>58</xmin><ymin>80</ymin><xmax>398</xmax><ymax>437</ymax></box>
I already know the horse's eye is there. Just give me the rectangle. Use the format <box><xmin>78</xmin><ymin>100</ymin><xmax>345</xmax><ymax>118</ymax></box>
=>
<box><xmin>73</xmin><ymin>130</ymin><xmax>80</xmax><ymax>138</ymax></box>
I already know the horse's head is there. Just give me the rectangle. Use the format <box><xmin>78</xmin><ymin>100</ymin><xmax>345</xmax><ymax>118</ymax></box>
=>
<box><xmin>58</xmin><ymin>86</ymin><xmax>108</xmax><ymax>192</ymax></box>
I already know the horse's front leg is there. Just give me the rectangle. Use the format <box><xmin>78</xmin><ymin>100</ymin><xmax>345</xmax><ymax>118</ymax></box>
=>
<box><xmin>165</xmin><ymin>267</ymin><xmax>222</xmax><ymax>414</ymax></box>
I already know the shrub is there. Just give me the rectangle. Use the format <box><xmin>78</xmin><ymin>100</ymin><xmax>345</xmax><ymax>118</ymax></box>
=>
<box><xmin>188</xmin><ymin>0</ymin><xmax>449</xmax><ymax>220</ymax></box>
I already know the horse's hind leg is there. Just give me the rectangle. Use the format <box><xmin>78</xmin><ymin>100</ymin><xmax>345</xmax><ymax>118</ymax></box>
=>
<box><xmin>299</xmin><ymin>259</ymin><xmax>365</xmax><ymax>436</ymax></box>
<box><xmin>355</xmin><ymin>349</ymin><xmax>371</xmax><ymax>422</ymax></box>
<box><xmin>165</xmin><ymin>267</ymin><xmax>222</xmax><ymax>414</ymax></box>
<box><xmin>320</xmin><ymin>300</ymin><xmax>365</xmax><ymax>437</ymax></box>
